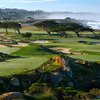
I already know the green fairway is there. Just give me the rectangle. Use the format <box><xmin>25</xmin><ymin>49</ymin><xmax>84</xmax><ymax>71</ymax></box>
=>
<box><xmin>0</xmin><ymin>45</ymin><xmax>56</xmax><ymax>76</ymax></box>
<box><xmin>43</xmin><ymin>38</ymin><xmax>100</xmax><ymax>62</ymax></box>
<box><xmin>0</xmin><ymin>29</ymin><xmax>100</xmax><ymax>76</ymax></box>
<box><xmin>70</xmin><ymin>55</ymin><xmax>100</xmax><ymax>62</ymax></box>
<box><xmin>11</xmin><ymin>45</ymin><xmax>56</xmax><ymax>57</ymax></box>
<box><xmin>0</xmin><ymin>57</ymin><xmax>47</xmax><ymax>76</ymax></box>
<box><xmin>0</xmin><ymin>47</ymin><xmax>20</xmax><ymax>54</ymax></box>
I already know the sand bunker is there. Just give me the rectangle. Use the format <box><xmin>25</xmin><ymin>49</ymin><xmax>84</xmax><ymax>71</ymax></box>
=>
<box><xmin>49</xmin><ymin>47</ymin><xmax>87</xmax><ymax>55</ymax></box>
<box><xmin>30</xmin><ymin>40</ymin><xmax>49</xmax><ymax>43</ymax></box>
<box><xmin>49</xmin><ymin>47</ymin><xmax>71</xmax><ymax>54</ymax></box>
<box><xmin>12</xmin><ymin>43</ymin><xmax>29</xmax><ymax>47</ymax></box>
<box><xmin>0</xmin><ymin>45</ymin><xmax>7</xmax><ymax>48</ymax></box>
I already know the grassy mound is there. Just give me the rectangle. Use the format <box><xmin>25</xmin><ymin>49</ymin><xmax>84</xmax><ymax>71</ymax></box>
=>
<box><xmin>11</xmin><ymin>45</ymin><xmax>57</xmax><ymax>57</ymax></box>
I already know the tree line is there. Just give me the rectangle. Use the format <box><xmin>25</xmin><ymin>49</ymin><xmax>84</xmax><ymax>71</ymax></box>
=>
<box><xmin>0</xmin><ymin>20</ymin><xmax>97</xmax><ymax>38</ymax></box>
<box><xmin>34</xmin><ymin>20</ymin><xmax>97</xmax><ymax>38</ymax></box>
<box><xmin>0</xmin><ymin>22</ymin><xmax>21</xmax><ymax>34</ymax></box>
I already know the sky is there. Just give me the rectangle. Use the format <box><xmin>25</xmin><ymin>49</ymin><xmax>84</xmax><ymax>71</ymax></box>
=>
<box><xmin>0</xmin><ymin>0</ymin><xmax>100</xmax><ymax>12</ymax></box>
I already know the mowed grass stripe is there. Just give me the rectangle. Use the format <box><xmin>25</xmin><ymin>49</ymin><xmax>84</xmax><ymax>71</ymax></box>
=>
<box><xmin>0</xmin><ymin>57</ymin><xmax>47</xmax><ymax>76</ymax></box>
<box><xmin>11</xmin><ymin>46</ymin><xmax>56</xmax><ymax>57</ymax></box>
<box><xmin>70</xmin><ymin>55</ymin><xmax>100</xmax><ymax>62</ymax></box>
<box><xmin>0</xmin><ymin>45</ymin><xmax>56</xmax><ymax>76</ymax></box>
<box><xmin>0</xmin><ymin>47</ymin><xmax>20</xmax><ymax>54</ymax></box>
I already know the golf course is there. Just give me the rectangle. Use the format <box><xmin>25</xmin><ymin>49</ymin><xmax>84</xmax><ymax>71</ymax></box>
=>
<box><xmin>0</xmin><ymin>21</ymin><xmax>100</xmax><ymax>100</ymax></box>
<box><xmin>0</xmin><ymin>28</ymin><xmax>100</xmax><ymax>76</ymax></box>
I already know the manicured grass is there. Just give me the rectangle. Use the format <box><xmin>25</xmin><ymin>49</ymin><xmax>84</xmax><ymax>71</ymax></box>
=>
<box><xmin>1</xmin><ymin>28</ymin><xmax>99</xmax><ymax>40</ymax></box>
<box><xmin>11</xmin><ymin>45</ymin><xmax>57</xmax><ymax>57</ymax></box>
<box><xmin>0</xmin><ymin>45</ymin><xmax>56</xmax><ymax>76</ymax></box>
<box><xmin>70</xmin><ymin>55</ymin><xmax>100</xmax><ymax>62</ymax></box>
<box><xmin>43</xmin><ymin>38</ymin><xmax>100</xmax><ymax>62</ymax></box>
<box><xmin>0</xmin><ymin>47</ymin><xmax>20</xmax><ymax>54</ymax></box>
<box><xmin>0</xmin><ymin>29</ymin><xmax>100</xmax><ymax>76</ymax></box>
<box><xmin>0</xmin><ymin>57</ymin><xmax>47</xmax><ymax>76</ymax></box>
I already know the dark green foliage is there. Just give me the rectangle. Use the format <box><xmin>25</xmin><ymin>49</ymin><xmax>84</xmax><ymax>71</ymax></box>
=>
<box><xmin>59</xmin><ymin>53</ymin><xmax>65</xmax><ymax>58</ymax></box>
<box><xmin>50</xmin><ymin>22</ymin><xmax>96</xmax><ymax>38</ymax></box>
<box><xmin>22</xmin><ymin>32</ymin><xmax>32</xmax><ymax>42</ymax></box>
<box><xmin>22</xmin><ymin>32</ymin><xmax>32</xmax><ymax>38</ymax></box>
<box><xmin>0</xmin><ymin>52</ymin><xmax>16</xmax><ymax>61</ymax></box>
<box><xmin>67</xmin><ymin>22</ymin><xmax>97</xmax><ymax>37</ymax></box>
<box><xmin>9</xmin><ymin>22</ymin><xmax>22</xmax><ymax>34</ymax></box>
<box><xmin>55</xmin><ymin>87</ymin><xmax>79</xmax><ymax>100</ymax></box>
<box><xmin>0</xmin><ymin>22</ymin><xmax>10</xmax><ymax>34</ymax></box>
<box><xmin>34</xmin><ymin>20</ymin><xmax>58</xmax><ymax>35</ymax></box>
<box><xmin>64</xmin><ymin>87</ymin><xmax>78</xmax><ymax>96</ymax></box>
<box><xmin>28</xmin><ymin>83</ymin><xmax>49</xmax><ymax>95</ymax></box>
<box><xmin>0</xmin><ymin>21</ymin><xmax>21</xmax><ymax>34</ymax></box>
<box><xmin>89</xmin><ymin>88</ymin><xmax>100</xmax><ymax>97</ymax></box>
<box><xmin>51</xmin><ymin>25</ymin><xmax>68</xmax><ymax>38</ymax></box>
<box><xmin>38</xmin><ymin>59</ymin><xmax>62</xmax><ymax>73</ymax></box>
<box><xmin>27</xmin><ymin>83</ymin><xmax>57</xmax><ymax>100</ymax></box>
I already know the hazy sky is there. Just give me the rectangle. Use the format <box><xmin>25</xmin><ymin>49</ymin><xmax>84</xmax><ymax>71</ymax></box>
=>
<box><xmin>0</xmin><ymin>0</ymin><xmax>100</xmax><ymax>12</ymax></box>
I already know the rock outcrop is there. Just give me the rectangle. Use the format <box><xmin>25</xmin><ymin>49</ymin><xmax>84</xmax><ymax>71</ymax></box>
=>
<box><xmin>10</xmin><ymin>77</ymin><xmax>20</xmax><ymax>87</ymax></box>
<box><xmin>50</xmin><ymin>72</ymin><xmax>63</xmax><ymax>86</ymax></box>
<box><xmin>55</xmin><ymin>55</ymin><xmax>72</xmax><ymax>78</ymax></box>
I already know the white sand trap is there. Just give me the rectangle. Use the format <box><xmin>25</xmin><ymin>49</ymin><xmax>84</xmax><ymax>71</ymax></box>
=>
<box><xmin>0</xmin><ymin>45</ymin><xmax>7</xmax><ymax>48</ymax></box>
<box><xmin>12</xmin><ymin>43</ymin><xmax>29</xmax><ymax>47</ymax></box>
<box><xmin>30</xmin><ymin>40</ymin><xmax>49</xmax><ymax>43</ymax></box>
<box><xmin>50</xmin><ymin>47</ymin><xmax>87</xmax><ymax>55</ymax></box>
<box><xmin>49</xmin><ymin>47</ymin><xmax>71</xmax><ymax>54</ymax></box>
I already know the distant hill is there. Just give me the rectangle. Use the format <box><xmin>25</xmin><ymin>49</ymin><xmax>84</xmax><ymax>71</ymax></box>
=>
<box><xmin>0</xmin><ymin>8</ymin><xmax>100</xmax><ymax>21</ymax></box>
<box><xmin>0</xmin><ymin>8</ymin><xmax>48</xmax><ymax>20</ymax></box>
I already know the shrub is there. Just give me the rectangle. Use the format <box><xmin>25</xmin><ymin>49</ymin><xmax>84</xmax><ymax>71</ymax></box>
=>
<box><xmin>28</xmin><ymin>83</ymin><xmax>51</xmax><ymax>95</ymax></box>
<box><xmin>22</xmin><ymin>32</ymin><xmax>32</xmax><ymax>41</ymax></box>
<box><xmin>28</xmin><ymin>83</ymin><xmax>56</xmax><ymax>100</ymax></box>
<box><xmin>90</xmin><ymin>88</ymin><xmax>100</xmax><ymax>97</ymax></box>
<box><xmin>64</xmin><ymin>87</ymin><xmax>78</xmax><ymax>96</ymax></box>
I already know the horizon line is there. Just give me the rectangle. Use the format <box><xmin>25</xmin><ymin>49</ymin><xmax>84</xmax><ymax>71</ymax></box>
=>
<box><xmin>0</xmin><ymin>7</ymin><xmax>100</xmax><ymax>13</ymax></box>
